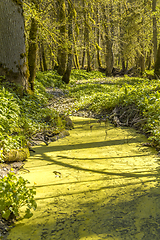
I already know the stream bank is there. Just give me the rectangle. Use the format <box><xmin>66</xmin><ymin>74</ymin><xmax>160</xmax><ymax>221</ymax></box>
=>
<box><xmin>6</xmin><ymin>116</ymin><xmax>160</xmax><ymax>240</ymax></box>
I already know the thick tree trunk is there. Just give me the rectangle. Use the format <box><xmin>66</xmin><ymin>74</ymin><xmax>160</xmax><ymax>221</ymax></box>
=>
<box><xmin>0</xmin><ymin>0</ymin><xmax>28</xmax><ymax>91</ymax></box>
<box><xmin>28</xmin><ymin>17</ymin><xmax>38</xmax><ymax>92</ymax></box>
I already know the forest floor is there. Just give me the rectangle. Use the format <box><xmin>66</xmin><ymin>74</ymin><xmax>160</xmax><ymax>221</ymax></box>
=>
<box><xmin>1</xmin><ymin>83</ymin><xmax>160</xmax><ymax>239</ymax></box>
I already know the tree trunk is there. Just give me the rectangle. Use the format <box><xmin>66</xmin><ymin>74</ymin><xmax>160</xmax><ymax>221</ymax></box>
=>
<box><xmin>0</xmin><ymin>0</ymin><xmax>28</xmax><ymax>92</ymax></box>
<box><xmin>62</xmin><ymin>0</ymin><xmax>74</xmax><ymax>84</ymax></box>
<box><xmin>154</xmin><ymin>43</ymin><xmax>160</xmax><ymax>78</ymax></box>
<box><xmin>73</xmin><ymin>33</ymin><xmax>80</xmax><ymax>69</ymax></box>
<box><xmin>152</xmin><ymin>0</ymin><xmax>157</xmax><ymax>64</ymax></box>
<box><xmin>81</xmin><ymin>47</ymin><xmax>85</xmax><ymax>69</ymax></box>
<box><xmin>41</xmin><ymin>42</ymin><xmax>48</xmax><ymax>71</ymax></box>
<box><xmin>28</xmin><ymin>17</ymin><xmax>38</xmax><ymax>92</ymax></box>
<box><xmin>146</xmin><ymin>49</ymin><xmax>152</xmax><ymax>70</ymax></box>
<box><xmin>57</xmin><ymin>0</ymin><xmax>67</xmax><ymax>76</ymax></box>
<box><xmin>101</xmin><ymin>4</ymin><xmax>114</xmax><ymax>76</ymax></box>
<box><xmin>83</xmin><ymin>0</ymin><xmax>91</xmax><ymax>72</ymax></box>
<box><xmin>96</xmin><ymin>4</ymin><xmax>102</xmax><ymax>69</ymax></box>
<box><xmin>38</xmin><ymin>42</ymin><xmax>44</xmax><ymax>72</ymax></box>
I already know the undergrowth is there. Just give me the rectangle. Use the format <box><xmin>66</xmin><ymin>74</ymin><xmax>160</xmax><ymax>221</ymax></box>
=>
<box><xmin>68</xmin><ymin>74</ymin><xmax>160</xmax><ymax>148</ymax></box>
<box><xmin>36</xmin><ymin>69</ymin><xmax>160</xmax><ymax>149</ymax></box>
<box><xmin>1</xmin><ymin>69</ymin><xmax>160</xmax><ymax>155</ymax></box>
<box><xmin>0</xmin><ymin>68</ymin><xmax>160</xmax><ymax>221</ymax></box>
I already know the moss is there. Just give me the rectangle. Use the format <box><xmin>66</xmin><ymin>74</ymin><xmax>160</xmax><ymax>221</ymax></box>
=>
<box><xmin>12</xmin><ymin>0</ymin><xmax>23</xmax><ymax>6</ymax></box>
<box><xmin>20</xmin><ymin>53</ymin><xmax>26</xmax><ymax>59</ymax></box>
<box><xmin>4</xmin><ymin>148</ymin><xmax>30</xmax><ymax>162</ymax></box>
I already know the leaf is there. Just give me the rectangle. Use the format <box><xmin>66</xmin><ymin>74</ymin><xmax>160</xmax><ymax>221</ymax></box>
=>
<box><xmin>2</xmin><ymin>209</ymin><xmax>11</xmax><ymax>220</ymax></box>
<box><xmin>24</xmin><ymin>209</ymin><xmax>33</xmax><ymax>219</ymax></box>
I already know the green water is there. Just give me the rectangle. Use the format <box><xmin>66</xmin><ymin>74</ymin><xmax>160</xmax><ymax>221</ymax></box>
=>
<box><xmin>7</xmin><ymin>117</ymin><xmax>160</xmax><ymax>240</ymax></box>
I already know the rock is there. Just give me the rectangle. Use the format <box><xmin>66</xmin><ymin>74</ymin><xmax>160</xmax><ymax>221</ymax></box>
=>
<box><xmin>4</xmin><ymin>148</ymin><xmax>30</xmax><ymax>162</ymax></box>
<box><xmin>60</xmin><ymin>114</ymin><xmax>74</xmax><ymax>130</ymax></box>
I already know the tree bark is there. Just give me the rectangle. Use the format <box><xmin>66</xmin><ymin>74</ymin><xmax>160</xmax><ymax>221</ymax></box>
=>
<box><xmin>96</xmin><ymin>4</ymin><xmax>102</xmax><ymax>69</ymax></box>
<box><xmin>57</xmin><ymin>0</ymin><xmax>67</xmax><ymax>76</ymax></box>
<box><xmin>41</xmin><ymin>41</ymin><xmax>48</xmax><ymax>72</ymax></box>
<box><xmin>83</xmin><ymin>0</ymin><xmax>91</xmax><ymax>72</ymax></box>
<box><xmin>28</xmin><ymin>17</ymin><xmax>38</xmax><ymax>92</ymax></box>
<box><xmin>154</xmin><ymin>43</ymin><xmax>160</xmax><ymax>78</ymax></box>
<box><xmin>0</xmin><ymin>0</ymin><xmax>28</xmax><ymax>92</ymax></box>
<box><xmin>62</xmin><ymin>0</ymin><xmax>74</xmax><ymax>84</ymax></box>
<box><xmin>101</xmin><ymin>3</ymin><xmax>114</xmax><ymax>76</ymax></box>
<box><xmin>152</xmin><ymin>0</ymin><xmax>157</xmax><ymax>64</ymax></box>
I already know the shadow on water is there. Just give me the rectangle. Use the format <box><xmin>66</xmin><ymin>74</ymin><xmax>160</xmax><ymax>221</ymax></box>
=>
<box><xmin>33</xmin><ymin>137</ymin><xmax>144</xmax><ymax>153</ymax></box>
<box><xmin>39</xmin><ymin>152</ymin><xmax>157</xmax><ymax>179</ymax></box>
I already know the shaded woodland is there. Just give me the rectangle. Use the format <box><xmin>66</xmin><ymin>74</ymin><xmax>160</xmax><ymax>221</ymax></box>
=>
<box><xmin>1</xmin><ymin>0</ymin><xmax>160</xmax><ymax>91</ymax></box>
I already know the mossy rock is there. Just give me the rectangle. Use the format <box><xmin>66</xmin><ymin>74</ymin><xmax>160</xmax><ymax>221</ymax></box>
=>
<box><xmin>60</xmin><ymin>115</ymin><xmax>74</xmax><ymax>130</ymax></box>
<box><xmin>4</xmin><ymin>148</ymin><xmax>30</xmax><ymax>162</ymax></box>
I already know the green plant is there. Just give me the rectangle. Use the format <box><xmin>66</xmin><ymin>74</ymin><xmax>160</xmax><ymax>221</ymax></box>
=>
<box><xmin>0</xmin><ymin>171</ymin><xmax>37</xmax><ymax>220</ymax></box>
<box><xmin>0</xmin><ymin>87</ymin><xmax>20</xmax><ymax>134</ymax></box>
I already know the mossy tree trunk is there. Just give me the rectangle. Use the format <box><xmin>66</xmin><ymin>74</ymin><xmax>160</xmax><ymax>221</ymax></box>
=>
<box><xmin>39</xmin><ymin>41</ymin><xmax>44</xmax><ymax>72</ymax></box>
<box><xmin>152</xmin><ymin>0</ymin><xmax>157</xmax><ymax>64</ymax></box>
<box><xmin>101</xmin><ymin>3</ymin><xmax>114</xmax><ymax>76</ymax></box>
<box><xmin>28</xmin><ymin>17</ymin><xmax>38</xmax><ymax>92</ymax></box>
<box><xmin>73</xmin><ymin>34</ymin><xmax>80</xmax><ymax>70</ymax></box>
<box><xmin>57</xmin><ymin>0</ymin><xmax>67</xmax><ymax>76</ymax></box>
<box><xmin>146</xmin><ymin>49</ymin><xmax>152</xmax><ymax>70</ymax></box>
<box><xmin>83</xmin><ymin>0</ymin><xmax>91</xmax><ymax>72</ymax></box>
<box><xmin>119</xmin><ymin>2</ymin><xmax>127</xmax><ymax>74</ymax></box>
<box><xmin>154</xmin><ymin>43</ymin><xmax>160</xmax><ymax>78</ymax></box>
<box><xmin>41</xmin><ymin>41</ymin><xmax>48</xmax><ymax>72</ymax></box>
<box><xmin>62</xmin><ymin>0</ymin><xmax>74</xmax><ymax>84</ymax></box>
<box><xmin>0</xmin><ymin>0</ymin><xmax>28</xmax><ymax>92</ymax></box>
<box><xmin>96</xmin><ymin>4</ymin><xmax>102</xmax><ymax>69</ymax></box>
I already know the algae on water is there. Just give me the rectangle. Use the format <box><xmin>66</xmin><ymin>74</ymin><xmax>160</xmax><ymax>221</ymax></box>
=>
<box><xmin>7</xmin><ymin>117</ymin><xmax>160</xmax><ymax>240</ymax></box>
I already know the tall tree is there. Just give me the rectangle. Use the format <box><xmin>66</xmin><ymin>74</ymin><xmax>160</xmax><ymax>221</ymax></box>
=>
<box><xmin>96</xmin><ymin>3</ymin><xmax>102</xmax><ymax>69</ymax></box>
<box><xmin>154</xmin><ymin>43</ymin><xmax>160</xmax><ymax>78</ymax></box>
<box><xmin>152</xmin><ymin>0</ymin><xmax>157</xmax><ymax>64</ymax></box>
<box><xmin>28</xmin><ymin>17</ymin><xmax>38</xmax><ymax>91</ymax></box>
<box><xmin>101</xmin><ymin>1</ymin><xmax>114</xmax><ymax>76</ymax></box>
<box><xmin>62</xmin><ymin>0</ymin><xmax>74</xmax><ymax>84</ymax></box>
<box><xmin>57</xmin><ymin>0</ymin><xmax>67</xmax><ymax>75</ymax></box>
<box><xmin>83</xmin><ymin>0</ymin><xmax>91</xmax><ymax>72</ymax></box>
<box><xmin>0</xmin><ymin>0</ymin><xmax>28</xmax><ymax>92</ymax></box>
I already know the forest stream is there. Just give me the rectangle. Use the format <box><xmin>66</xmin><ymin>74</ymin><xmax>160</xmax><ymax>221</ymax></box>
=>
<box><xmin>6</xmin><ymin>116</ymin><xmax>160</xmax><ymax>240</ymax></box>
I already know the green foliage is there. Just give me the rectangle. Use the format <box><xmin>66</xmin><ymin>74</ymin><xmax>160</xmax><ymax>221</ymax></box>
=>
<box><xmin>66</xmin><ymin>72</ymin><xmax>160</xmax><ymax>148</ymax></box>
<box><xmin>70</xmin><ymin>69</ymin><xmax>105</xmax><ymax>82</ymax></box>
<box><xmin>0</xmin><ymin>171</ymin><xmax>37</xmax><ymax>220</ymax></box>
<box><xmin>0</xmin><ymin>87</ymin><xmax>20</xmax><ymax>134</ymax></box>
<box><xmin>0</xmin><ymin>70</ymin><xmax>67</xmax><ymax>161</ymax></box>
<box><xmin>36</xmin><ymin>71</ymin><xmax>64</xmax><ymax>88</ymax></box>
